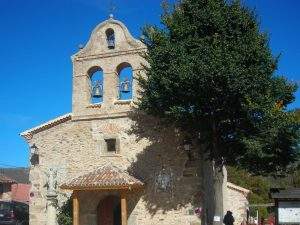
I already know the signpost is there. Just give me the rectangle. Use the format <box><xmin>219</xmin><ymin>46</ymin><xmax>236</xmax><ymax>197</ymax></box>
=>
<box><xmin>270</xmin><ymin>188</ymin><xmax>300</xmax><ymax>225</ymax></box>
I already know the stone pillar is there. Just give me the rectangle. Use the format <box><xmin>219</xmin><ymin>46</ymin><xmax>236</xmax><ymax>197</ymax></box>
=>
<box><xmin>121</xmin><ymin>192</ymin><xmax>127</xmax><ymax>225</ymax></box>
<box><xmin>73</xmin><ymin>191</ymin><xmax>80</xmax><ymax>225</ymax></box>
<box><xmin>46</xmin><ymin>193</ymin><xmax>58</xmax><ymax>225</ymax></box>
<box><xmin>103</xmin><ymin>71</ymin><xmax>118</xmax><ymax>105</ymax></box>
<box><xmin>213</xmin><ymin>166</ymin><xmax>227</xmax><ymax>225</ymax></box>
<box><xmin>202</xmin><ymin>160</ymin><xmax>227</xmax><ymax>225</ymax></box>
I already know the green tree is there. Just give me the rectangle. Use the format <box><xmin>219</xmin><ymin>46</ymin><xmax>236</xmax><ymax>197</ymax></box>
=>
<box><xmin>282</xmin><ymin>108</ymin><xmax>300</xmax><ymax>187</ymax></box>
<box><xmin>227</xmin><ymin>166</ymin><xmax>271</xmax><ymax>217</ymax></box>
<box><xmin>138</xmin><ymin>0</ymin><xmax>299</xmax><ymax>175</ymax></box>
<box><xmin>295</xmin><ymin>108</ymin><xmax>300</xmax><ymax>121</ymax></box>
<box><xmin>290</xmin><ymin>169</ymin><xmax>300</xmax><ymax>187</ymax></box>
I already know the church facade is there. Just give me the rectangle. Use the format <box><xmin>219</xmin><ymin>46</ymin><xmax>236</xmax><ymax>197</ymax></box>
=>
<box><xmin>21</xmin><ymin>17</ymin><xmax>228</xmax><ymax>225</ymax></box>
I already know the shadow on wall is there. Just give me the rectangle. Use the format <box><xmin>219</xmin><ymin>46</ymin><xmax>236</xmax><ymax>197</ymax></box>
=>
<box><xmin>126</xmin><ymin>110</ymin><xmax>205</xmax><ymax>217</ymax></box>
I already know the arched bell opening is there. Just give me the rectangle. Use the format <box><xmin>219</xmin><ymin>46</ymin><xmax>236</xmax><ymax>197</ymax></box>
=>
<box><xmin>106</xmin><ymin>28</ymin><xmax>115</xmax><ymax>49</ymax></box>
<box><xmin>88</xmin><ymin>66</ymin><xmax>104</xmax><ymax>104</ymax></box>
<box><xmin>97</xmin><ymin>195</ymin><xmax>121</xmax><ymax>225</ymax></box>
<box><xmin>117</xmin><ymin>62</ymin><xmax>133</xmax><ymax>100</ymax></box>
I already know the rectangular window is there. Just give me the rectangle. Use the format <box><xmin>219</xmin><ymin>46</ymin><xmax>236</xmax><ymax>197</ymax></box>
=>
<box><xmin>0</xmin><ymin>184</ymin><xmax>3</xmax><ymax>194</ymax></box>
<box><xmin>105</xmin><ymin>139</ymin><xmax>116</xmax><ymax>153</ymax></box>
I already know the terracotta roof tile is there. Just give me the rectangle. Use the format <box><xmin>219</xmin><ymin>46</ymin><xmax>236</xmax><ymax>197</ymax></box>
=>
<box><xmin>227</xmin><ymin>182</ymin><xmax>250</xmax><ymax>194</ymax></box>
<box><xmin>61</xmin><ymin>164</ymin><xmax>144</xmax><ymax>190</ymax></box>
<box><xmin>0</xmin><ymin>168</ymin><xmax>29</xmax><ymax>184</ymax></box>
<box><xmin>20</xmin><ymin>113</ymin><xmax>72</xmax><ymax>140</ymax></box>
<box><xmin>0</xmin><ymin>173</ymin><xmax>16</xmax><ymax>184</ymax></box>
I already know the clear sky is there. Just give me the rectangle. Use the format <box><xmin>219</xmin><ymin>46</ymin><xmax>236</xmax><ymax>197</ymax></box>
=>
<box><xmin>0</xmin><ymin>0</ymin><xmax>299</xmax><ymax>168</ymax></box>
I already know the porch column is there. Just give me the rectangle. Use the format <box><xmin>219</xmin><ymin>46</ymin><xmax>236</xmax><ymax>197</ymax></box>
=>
<box><xmin>73</xmin><ymin>191</ymin><xmax>80</xmax><ymax>225</ymax></box>
<box><xmin>121</xmin><ymin>192</ymin><xmax>128</xmax><ymax>225</ymax></box>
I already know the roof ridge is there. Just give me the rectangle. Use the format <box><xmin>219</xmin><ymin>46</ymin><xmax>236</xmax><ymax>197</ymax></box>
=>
<box><xmin>227</xmin><ymin>182</ymin><xmax>250</xmax><ymax>194</ymax></box>
<box><xmin>20</xmin><ymin>113</ymin><xmax>72</xmax><ymax>140</ymax></box>
<box><xmin>61</xmin><ymin>165</ymin><xmax>144</xmax><ymax>190</ymax></box>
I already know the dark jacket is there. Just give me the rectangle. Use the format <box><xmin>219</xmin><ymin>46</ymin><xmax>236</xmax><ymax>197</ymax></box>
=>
<box><xmin>223</xmin><ymin>211</ymin><xmax>235</xmax><ymax>225</ymax></box>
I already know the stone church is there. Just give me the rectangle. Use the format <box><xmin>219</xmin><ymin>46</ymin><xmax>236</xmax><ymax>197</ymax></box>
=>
<box><xmin>20</xmin><ymin>16</ymin><xmax>247</xmax><ymax>225</ymax></box>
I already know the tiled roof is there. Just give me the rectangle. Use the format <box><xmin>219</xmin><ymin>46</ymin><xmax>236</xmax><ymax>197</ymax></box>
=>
<box><xmin>0</xmin><ymin>168</ymin><xmax>29</xmax><ymax>184</ymax></box>
<box><xmin>61</xmin><ymin>164</ymin><xmax>144</xmax><ymax>190</ymax></box>
<box><xmin>227</xmin><ymin>182</ymin><xmax>250</xmax><ymax>195</ymax></box>
<box><xmin>20</xmin><ymin>113</ymin><xmax>72</xmax><ymax>140</ymax></box>
<box><xmin>0</xmin><ymin>173</ymin><xmax>16</xmax><ymax>184</ymax></box>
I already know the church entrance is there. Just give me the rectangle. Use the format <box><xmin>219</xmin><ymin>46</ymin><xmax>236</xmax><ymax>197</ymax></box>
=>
<box><xmin>97</xmin><ymin>195</ymin><xmax>121</xmax><ymax>225</ymax></box>
<box><xmin>61</xmin><ymin>165</ymin><xmax>144</xmax><ymax>225</ymax></box>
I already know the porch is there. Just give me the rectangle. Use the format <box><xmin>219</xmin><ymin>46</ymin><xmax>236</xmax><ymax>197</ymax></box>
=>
<box><xmin>61</xmin><ymin>164</ymin><xmax>144</xmax><ymax>225</ymax></box>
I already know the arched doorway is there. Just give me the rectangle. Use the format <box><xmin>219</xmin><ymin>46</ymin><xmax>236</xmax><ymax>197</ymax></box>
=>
<box><xmin>97</xmin><ymin>195</ymin><xmax>121</xmax><ymax>225</ymax></box>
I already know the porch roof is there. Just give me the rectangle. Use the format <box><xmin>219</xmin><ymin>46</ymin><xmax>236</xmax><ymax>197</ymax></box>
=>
<box><xmin>60</xmin><ymin>164</ymin><xmax>144</xmax><ymax>191</ymax></box>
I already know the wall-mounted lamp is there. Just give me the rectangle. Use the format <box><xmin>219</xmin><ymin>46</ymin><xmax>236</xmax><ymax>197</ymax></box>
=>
<box><xmin>30</xmin><ymin>144</ymin><xmax>38</xmax><ymax>154</ymax></box>
<box><xmin>30</xmin><ymin>144</ymin><xmax>39</xmax><ymax>166</ymax></box>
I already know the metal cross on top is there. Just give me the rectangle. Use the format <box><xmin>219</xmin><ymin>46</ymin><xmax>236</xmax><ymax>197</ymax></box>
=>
<box><xmin>108</xmin><ymin>0</ymin><xmax>117</xmax><ymax>18</ymax></box>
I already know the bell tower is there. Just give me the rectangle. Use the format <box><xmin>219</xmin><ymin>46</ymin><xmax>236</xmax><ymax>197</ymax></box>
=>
<box><xmin>71</xmin><ymin>16</ymin><xmax>146</xmax><ymax>120</ymax></box>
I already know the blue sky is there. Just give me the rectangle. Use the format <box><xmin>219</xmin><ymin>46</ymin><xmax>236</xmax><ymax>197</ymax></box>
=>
<box><xmin>0</xmin><ymin>0</ymin><xmax>299</xmax><ymax>167</ymax></box>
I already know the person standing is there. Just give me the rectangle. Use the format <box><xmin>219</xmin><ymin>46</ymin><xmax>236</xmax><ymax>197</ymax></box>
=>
<box><xmin>223</xmin><ymin>211</ymin><xmax>235</xmax><ymax>225</ymax></box>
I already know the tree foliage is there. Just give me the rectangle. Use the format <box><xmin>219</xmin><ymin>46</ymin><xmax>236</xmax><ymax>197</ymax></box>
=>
<box><xmin>138</xmin><ymin>0</ymin><xmax>299</xmax><ymax>175</ymax></box>
<box><xmin>295</xmin><ymin>108</ymin><xmax>300</xmax><ymax>122</ymax></box>
<box><xmin>228</xmin><ymin>162</ymin><xmax>300</xmax><ymax>218</ymax></box>
<box><xmin>57</xmin><ymin>198</ymin><xmax>72</xmax><ymax>225</ymax></box>
<box><xmin>227</xmin><ymin>166</ymin><xmax>270</xmax><ymax>217</ymax></box>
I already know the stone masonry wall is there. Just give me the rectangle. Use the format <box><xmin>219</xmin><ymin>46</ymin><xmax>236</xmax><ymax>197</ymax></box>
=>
<box><xmin>27</xmin><ymin>114</ymin><xmax>204</xmax><ymax>225</ymax></box>
<box><xmin>71</xmin><ymin>18</ymin><xmax>147</xmax><ymax>121</ymax></box>
<box><xmin>225</xmin><ymin>187</ymin><xmax>248</xmax><ymax>225</ymax></box>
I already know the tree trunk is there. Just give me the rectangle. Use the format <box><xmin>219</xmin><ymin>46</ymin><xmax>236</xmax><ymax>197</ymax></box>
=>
<box><xmin>211</xmin><ymin>118</ymin><xmax>226</xmax><ymax>225</ymax></box>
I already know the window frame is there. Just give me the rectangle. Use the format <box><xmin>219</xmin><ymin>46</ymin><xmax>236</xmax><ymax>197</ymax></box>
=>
<box><xmin>100</xmin><ymin>135</ymin><xmax>120</xmax><ymax>155</ymax></box>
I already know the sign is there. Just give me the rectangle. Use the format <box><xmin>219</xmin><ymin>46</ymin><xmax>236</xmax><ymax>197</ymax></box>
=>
<box><xmin>278</xmin><ymin>201</ymin><xmax>300</xmax><ymax>224</ymax></box>
<box><xmin>213</xmin><ymin>216</ymin><xmax>221</xmax><ymax>222</ymax></box>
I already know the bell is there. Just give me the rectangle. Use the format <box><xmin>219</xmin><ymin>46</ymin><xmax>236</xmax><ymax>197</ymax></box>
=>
<box><xmin>107</xmin><ymin>34</ymin><xmax>115</xmax><ymax>49</ymax></box>
<box><xmin>92</xmin><ymin>81</ymin><xmax>103</xmax><ymax>98</ymax></box>
<box><xmin>107</xmin><ymin>39</ymin><xmax>115</xmax><ymax>49</ymax></box>
<box><xmin>121</xmin><ymin>79</ymin><xmax>130</xmax><ymax>92</ymax></box>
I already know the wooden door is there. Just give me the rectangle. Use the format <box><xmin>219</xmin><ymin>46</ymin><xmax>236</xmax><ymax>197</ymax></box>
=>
<box><xmin>97</xmin><ymin>196</ymin><xmax>114</xmax><ymax>225</ymax></box>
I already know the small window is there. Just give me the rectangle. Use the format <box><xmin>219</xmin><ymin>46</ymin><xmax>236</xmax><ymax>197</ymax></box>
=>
<box><xmin>106</xmin><ymin>28</ymin><xmax>115</xmax><ymax>49</ymax></box>
<box><xmin>105</xmin><ymin>139</ymin><xmax>116</xmax><ymax>153</ymax></box>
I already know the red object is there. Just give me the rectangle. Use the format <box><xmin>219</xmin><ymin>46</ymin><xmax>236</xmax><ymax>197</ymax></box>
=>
<box><xmin>11</xmin><ymin>183</ymin><xmax>31</xmax><ymax>203</ymax></box>
<box><xmin>267</xmin><ymin>214</ymin><xmax>275</xmax><ymax>225</ymax></box>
